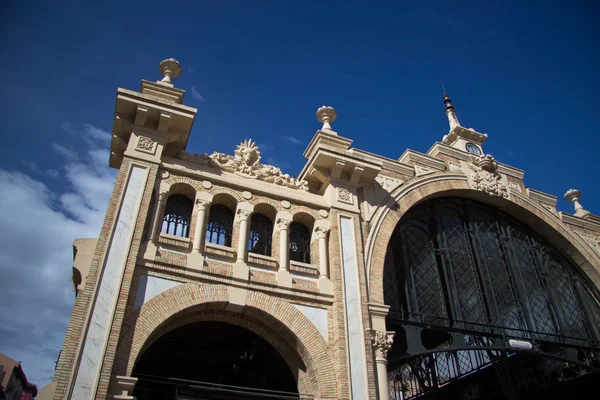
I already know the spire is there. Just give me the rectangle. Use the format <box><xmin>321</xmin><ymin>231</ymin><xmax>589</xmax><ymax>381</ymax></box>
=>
<box><xmin>442</xmin><ymin>82</ymin><xmax>461</xmax><ymax>131</ymax></box>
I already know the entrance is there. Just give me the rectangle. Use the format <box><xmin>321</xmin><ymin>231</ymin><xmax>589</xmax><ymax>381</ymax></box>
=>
<box><xmin>132</xmin><ymin>321</ymin><xmax>304</xmax><ymax>399</ymax></box>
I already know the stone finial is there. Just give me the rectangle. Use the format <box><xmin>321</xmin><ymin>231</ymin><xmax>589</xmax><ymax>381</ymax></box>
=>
<box><xmin>316</xmin><ymin>106</ymin><xmax>337</xmax><ymax>134</ymax></box>
<box><xmin>158</xmin><ymin>58</ymin><xmax>182</xmax><ymax>86</ymax></box>
<box><xmin>564</xmin><ymin>189</ymin><xmax>590</xmax><ymax>218</ymax></box>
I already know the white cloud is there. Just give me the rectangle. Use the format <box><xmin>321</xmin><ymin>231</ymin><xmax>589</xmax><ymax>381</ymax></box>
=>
<box><xmin>190</xmin><ymin>86</ymin><xmax>206</xmax><ymax>102</ymax></box>
<box><xmin>0</xmin><ymin>124</ymin><xmax>116</xmax><ymax>387</ymax></box>
<box><xmin>61</xmin><ymin>122</ymin><xmax>112</xmax><ymax>147</ymax></box>
<box><xmin>281</xmin><ymin>136</ymin><xmax>302</xmax><ymax>145</ymax></box>
<box><xmin>52</xmin><ymin>143</ymin><xmax>78</xmax><ymax>161</ymax></box>
<box><xmin>21</xmin><ymin>160</ymin><xmax>60</xmax><ymax>179</ymax></box>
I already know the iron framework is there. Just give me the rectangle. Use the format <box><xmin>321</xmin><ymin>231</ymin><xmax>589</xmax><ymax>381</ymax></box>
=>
<box><xmin>206</xmin><ymin>204</ymin><xmax>234</xmax><ymax>247</ymax></box>
<box><xmin>290</xmin><ymin>222</ymin><xmax>311</xmax><ymax>264</ymax></box>
<box><xmin>384</xmin><ymin>198</ymin><xmax>600</xmax><ymax>399</ymax></box>
<box><xmin>161</xmin><ymin>194</ymin><xmax>193</xmax><ymax>237</ymax></box>
<box><xmin>249</xmin><ymin>213</ymin><xmax>273</xmax><ymax>256</ymax></box>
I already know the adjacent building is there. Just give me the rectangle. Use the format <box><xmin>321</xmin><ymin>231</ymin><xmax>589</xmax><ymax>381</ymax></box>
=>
<box><xmin>0</xmin><ymin>353</ymin><xmax>37</xmax><ymax>400</ymax></box>
<box><xmin>49</xmin><ymin>59</ymin><xmax>600</xmax><ymax>399</ymax></box>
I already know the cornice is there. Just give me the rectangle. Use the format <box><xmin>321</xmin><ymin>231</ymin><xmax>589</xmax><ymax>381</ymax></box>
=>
<box><xmin>560</xmin><ymin>212</ymin><xmax>600</xmax><ymax>232</ymax></box>
<box><xmin>162</xmin><ymin>157</ymin><xmax>329</xmax><ymax>209</ymax></box>
<box><xmin>397</xmin><ymin>149</ymin><xmax>446</xmax><ymax>171</ymax></box>
<box><xmin>526</xmin><ymin>188</ymin><xmax>558</xmax><ymax>207</ymax></box>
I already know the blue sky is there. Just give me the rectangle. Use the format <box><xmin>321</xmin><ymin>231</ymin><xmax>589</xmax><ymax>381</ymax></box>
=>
<box><xmin>1</xmin><ymin>0</ymin><xmax>599</xmax><ymax>387</ymax></box>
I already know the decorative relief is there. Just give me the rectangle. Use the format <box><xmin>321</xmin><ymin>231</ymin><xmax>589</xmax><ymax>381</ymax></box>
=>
<box><xmin>178</xmin><ymin>139</ymin><xmax>308</xmax><ymax>191</ymax></box>
<box><xmin>415</xmin><ymin>165</ymin><xmax>436</xmax><ymax>177</ymax></box>
<box><xmin>137</xmin><ymin>136</ymin><xmax>156</xmax><ymax>154</ymax></box>
<box><xmin>467</xmin><ymin>155</ymin><xmax>509</xmax><ymax>198</ymax></box>
<box><xmin>575</xmin><ymin>231</ymin><xmax>600</xmax><ymax>254</ymax></box>
<box><xmin>369</xmin><ymin>330</ymin><xmax>394</xmax><ymax>359</ymax></box>
<box><xmin>508</xmin><ymin>182</ymin><xmax>522</xmax><ymax>193</ymax></box>
<box><xmin>375</xmin><ymin>175</ymin><xmax>404</xmax><ymax>193</ymax></box>
<box><xmin>337</xmin><ymin>187</ymin><xmax>354</xmax><ymax>204</ymax></box>
<box><xmin>448</xmin><ymin>162</ymin><xmax>462</xmax><ymax>172</ymax></box>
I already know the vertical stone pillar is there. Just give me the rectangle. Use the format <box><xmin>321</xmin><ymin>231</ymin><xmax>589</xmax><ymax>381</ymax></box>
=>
<box><xmin>232</xmin><ymin>202</ymin><xmax>254</xmax><ymax>280</ymax></box>
<box><xmin>275</xmin><ymin>211</ymin><xmax>293</xmax><ymax>288</ymax></box>
<box><xmin>143</xmin><ymin>189</ymin><xmax>168</xmax><ymax>260</ymax></box>
<box><xmin>314</xmin><ymin>219</ymin><xmax>333</xmax><ymax>294</ymax></box>
<box><xmin>187</xmin><ymin>191</ymin><xmax>213</xmax><ymax>269</ymax></box>
<box><xmin>370</xmin><ymin>330</ymin><xmax>395</xmax><ymax>400</ymax></box>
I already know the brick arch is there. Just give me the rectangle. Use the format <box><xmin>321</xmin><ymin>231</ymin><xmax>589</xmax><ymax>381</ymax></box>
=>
<box><xmin>290</xmin><ymin>205</ymin><xmax>321</xmax><ymax>222</ymax></box>
<box><xmin>163</xmin><ymin>173</ymin><xmax>203</xmax><ymax>191</ymax></box>
<box><xmin>113</xmin><ymin>283</ymin><xmax>337</xmax><ymax>398</ymax></box>
<box><xmin>209</xmin><ymin>186</ymin><xmax>244</xmax><ymax>203</ymax></box>
<box><xmin>365</xmin><ymin>174</ymin><xmax>600</xmax><ymax>304</ymax></box>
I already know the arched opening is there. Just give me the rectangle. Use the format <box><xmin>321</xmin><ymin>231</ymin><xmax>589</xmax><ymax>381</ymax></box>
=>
<box><xmin>290</xmin><ymin>222</ymin><xmax>311</xmax><ymax>264</ymax></box>
<box><xmin>132</xmin><ymin>321</ymin><xmax>300</xmax><ymax>399</ymax></box>
<box><xmin>161</xmin><ymin>194</ymin><xmax>193</xmax><ymax>237</ymax></box>
<box><xmin>206</xmin><ymin>204</ymin><xmax>235</xmax><ymax>247</ymax></box>
<box><xmin>383</xmin><ymin>197</ymin><xmax>600</xmax><ymax>399</ymax></box>
<box><xmin>249</xmin><ymin>213</ymin><xmax>273</xmax><ymax>256</ymax></box>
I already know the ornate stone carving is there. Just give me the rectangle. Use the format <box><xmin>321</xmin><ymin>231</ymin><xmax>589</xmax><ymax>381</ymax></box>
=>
<box><xmin>277</xmin><ymin>218</ymin><xmax>291</xmax><ymax>231</ymax></box>
<box><xmin>369</xmin><ymin>330</ymin><xmax>394</xmax><ymax>359</ymax></box>
<box><xmin>137</xmin><ymin>136</ymin><xmax>156</xmax><ymax>154</ymax></box>
<box><xmin>337</xmin><ymin>187</ymin><xmax>353</xmax><ymax>204</ymax></box>
<box><xmin>575</xmin><ymin>231</ymin><xmax>600</xmax><ymax>254</ymax></box>
<box><xmin>508</xmin><ymin>182</ymin><xmax>522</xmax><ymax>193</ymax></box>
<box><xmin>415</xmin><ymin>165</ymin><xmax>435</xmax><ymax>177</ymax></box>
<box><xmin>236</xmin><ymin>208</ymin><xmax>252</xmax><ymax>221</ymax></box>
<box><xmin>375</xmin><ymin>175</ymin><xmax>404</xmax><ymax>193</ymax></box>
<box><xmin>448</xmin><ymin>162</ymin><xmax>462</xmax><ymax>172</ymax></box>
<box><xmin>467</xmin><ymin>155</ymin><xmax>508</xmax><ymax>198</ymax></box>
<box><xmin>178</xmin><ymin>139</ymin><xmax>308</xmax><ymax>191</ymax></box>
<box><xmin>315</xmin><ymin>226</ymin><xmax>330</xmax><ymax>240</ymax></box>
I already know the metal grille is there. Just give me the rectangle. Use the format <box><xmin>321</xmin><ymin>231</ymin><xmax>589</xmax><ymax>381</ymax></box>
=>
<box><xmin>384</xmin><ymin>198</ymin><xmax>600</xmax><ymax>343</ymax></box>
<box><xmin>248</xmin><ymin>213</ymin><xmax>273</xmax><ymax>256</ymax></box>
<box><xmin>161</xmin><ymin>194</ymin><xmax>193</xmax><ymax>237</ymax></box>
<box><xmin>290</xmin><ymin>222</ymin><xmax>310</xmax><ymax>263</ymax></box>
<box><xmin>206</xmin><ymin>204</ymin><xmax>234</xmax><ymax>247</ymax></box>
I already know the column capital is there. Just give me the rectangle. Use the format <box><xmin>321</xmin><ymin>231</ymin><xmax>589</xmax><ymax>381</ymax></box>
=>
<box><xmin>277</xmin><ymin>218</ymin><xmax>291</xmax><ymax>231</ymax></box>
<box><xmin>315</xmin><ymin>225</ymin><xmax>330</xmax><ymax>239</ymax></box>
<box><xmin>369</xmin><ymin>329</ymin><xmax>395</xmax><ymax>360</ymax></box>
<box><xmin>237</xmin><ymin>208</ymin><xmax>252</xmax><ymax>221</ymax></box>
<box><xmin>195</xmin><ymin>198</ymin><xmax>211</xmax><ymax>211</ymax></box>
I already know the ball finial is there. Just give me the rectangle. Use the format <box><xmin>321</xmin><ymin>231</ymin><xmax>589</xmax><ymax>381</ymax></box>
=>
<box><xmin>158</xmin><ymin>58</ymin><xmax>182</xmax><ymax>85</ymax></box>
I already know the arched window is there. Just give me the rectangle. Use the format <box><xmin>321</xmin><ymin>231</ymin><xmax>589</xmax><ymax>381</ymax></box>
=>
<box><xmin>248</xmin><ymin>213</ymin><xmax>273</xmax><ymax>256</ymax></box>
<box><xmin>206</xmin><ymin>204</ymin><xmax>234</xmax><ymax>247</ymax></box>
<box><xmin>289</xmin><ymin>222</ymin><xmax>311</xmax><ymax>263</ymax></box>
<box><xmin>161</xmin><ymin>194</ymin><xmax>193</xmax><ymax>237</ymax></box>
<box><xmin>384</xmin><ymin>197</ymin><xmax>600</xmax><ymax>343</ymax></box>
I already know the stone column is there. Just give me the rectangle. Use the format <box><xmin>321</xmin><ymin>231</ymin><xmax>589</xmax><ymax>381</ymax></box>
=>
<box><xmin>232</xmin><ymin>202</ymin><xmax>254</xmax><ymax>280</ymax></box>
<box><xmin>315</xmin><ymin>220</ymin><xmax>333</xmax><ymax>294</ymax></box>
<box><xmin>275</xmin><ymin>211</ymin><xmax>293</xmax><ymax>288</ymax></box>
<box><xmin>143</xmin><ymin>189</ymin><xmax>168</xmax><ymax>260</ymax></box>
<box><xmin>370</xmin><ymin>330</ymin><xmax>395</xmax><ymax>400</ymax></box>
<box><xmin>187</xmin><ymin>191</ymin><xmax>213</xmax><ymax>269</ymax></box>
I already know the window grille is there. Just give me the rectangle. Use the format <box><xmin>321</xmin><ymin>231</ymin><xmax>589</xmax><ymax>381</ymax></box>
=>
<box><xmin>290</xmin><ymin>222</ymin><xmax>311</xmax><ymax>263</ymax></box>
<box><xmin>161</xmin><ymin>194</ymin><xmax>193</xmax><ymax>237</ymax></box>
<box><xmin>248</xmin><ymin>213</ymin><xmax>273</xmax><ymax>256</ymax></box>
<box><xmin>384</xmin><ymin>198</ymin><xmax>600</xmax><ymax>343</ymax></box>
<box><xmin>206</xmin><ymin>204</ymin><xmax>234</xmax><ymax>247</ymax></box>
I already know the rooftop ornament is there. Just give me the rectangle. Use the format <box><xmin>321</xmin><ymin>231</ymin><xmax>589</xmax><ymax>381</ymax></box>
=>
<box><xmin>158</xmin><ymin>58</ymin><xmax>182</xmax><ymax>86</ymax></box>
<box><xmin>564</xmin><ymin>189</ymin><xmax>590</xmax><ymax>218</ymax></box>
<box><xmin>316</xmin><ymin>106</ymin><xmax>337</xmax><ymax>134</ymax></box>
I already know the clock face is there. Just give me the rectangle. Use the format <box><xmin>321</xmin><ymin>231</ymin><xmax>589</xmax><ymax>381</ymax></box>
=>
<box><xmin>466</xmin><ymin>143</ymin><xmax>481</xmax><ymax>155</ymax></box>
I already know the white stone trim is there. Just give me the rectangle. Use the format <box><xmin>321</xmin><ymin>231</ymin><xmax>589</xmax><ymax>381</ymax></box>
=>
<box><xmin>71</xmin><ymin>165</ymin><xmax>148</xmax><ymax>400</ymax></box>
<box><xmin>338</xmin><ymin>215</ymin><xmax>369</xmax><ymax>399</ymax></box>
<box><xmin>293</xmin><ymin>304</ymin><xmax>328</xmax><ymax>341</ymax></box>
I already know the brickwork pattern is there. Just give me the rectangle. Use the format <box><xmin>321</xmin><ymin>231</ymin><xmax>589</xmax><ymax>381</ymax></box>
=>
<box><xmin>112</xmin><ymin>283</ymin><xmax>338</xmax><ymax>398</ymax></box>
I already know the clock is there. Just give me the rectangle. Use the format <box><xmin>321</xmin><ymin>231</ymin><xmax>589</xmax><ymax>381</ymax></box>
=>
<box><xmin>466</xmin><ymin>143</ymin><xmax>481</xmax><ymax>155</ymax></box>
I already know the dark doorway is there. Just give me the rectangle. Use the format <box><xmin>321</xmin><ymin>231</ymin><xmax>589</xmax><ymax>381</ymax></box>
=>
<box><xmin>132</xmin><ymin>321</ymin><xmax>300</xmax><ymax>399</ymax></box>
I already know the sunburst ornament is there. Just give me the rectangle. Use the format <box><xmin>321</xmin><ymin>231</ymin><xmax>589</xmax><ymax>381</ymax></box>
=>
<box><xmin>235</xmin><ymin>139</ymin><xmax>261</xmax><ymax>166</ymax></box>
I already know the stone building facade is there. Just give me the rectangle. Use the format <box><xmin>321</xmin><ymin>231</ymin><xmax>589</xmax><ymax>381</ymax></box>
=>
<box><xmin>51</xmin><ymin>59</ymin><xmax>600</xmax><ymax>400</ymax></box>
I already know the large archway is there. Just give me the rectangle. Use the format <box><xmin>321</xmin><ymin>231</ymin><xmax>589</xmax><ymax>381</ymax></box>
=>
<box><xmin>382</xmin><ymin>197</ymin><xmax>600</xmax><ymax>399</ymax></box>
<box><xmin>112</xmin><ymin>283</ymin><xmax>337</xmax><ymax>398</ymax></box>
<box><xmin>132</xmin><ymin>321</ymin><xmax>300</xmax><ymax>399</ymax></box>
